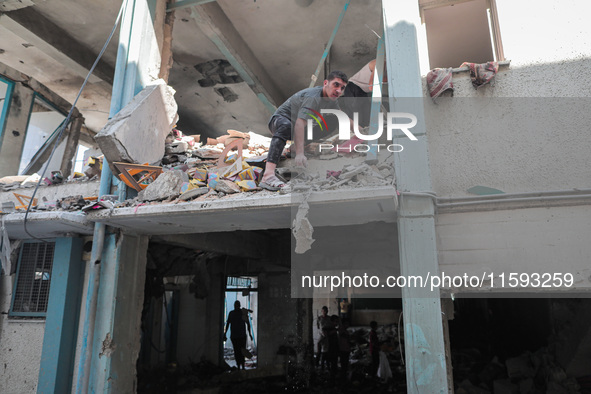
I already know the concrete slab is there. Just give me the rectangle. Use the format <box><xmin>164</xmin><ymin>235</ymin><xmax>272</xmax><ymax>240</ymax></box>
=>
<box><xmin>94</xmin><ymin>80</ymin><xmax>178</xmax><ymax>166</ymax></box>
<box><xmin>2</xmin><ymin>211</ymin><xmax>93</xmax><ymax>239</ymax></box>
<box><xmin>87</xmin><ymin>186</ymin><xmax>397</xmax><ymax>235</ymax></box>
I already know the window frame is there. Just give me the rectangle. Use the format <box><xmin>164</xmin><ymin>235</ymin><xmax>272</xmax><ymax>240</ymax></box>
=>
<box><xmin>9</xmin><ymin>240</ymin><xmax>56</xmax><ymax>318</ymax></box>
<box><xmin>0</xmin><ymin>75</ymin><xmax>15</xmax><ymax>149</ymax></box>
<box><xmin>19</xmin><ymin>92</ymin><xmax>68</xmax><ymax>176</ymax></box>
<box><xmin>420</xmin><ymin>0</ymin><xmax>505</xmax><ymax>69</ymax></box>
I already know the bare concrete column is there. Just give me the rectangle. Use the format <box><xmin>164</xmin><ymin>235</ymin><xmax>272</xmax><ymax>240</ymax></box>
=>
<box><xmin>88</xmin><ymin>233</ymin><xmax>149</xmax><ymax>393</ymax></box>
<box><xmin>59</xmin><ymin>115</ymin><xmax>84</xmax><ymax>178</ymax></box>
<box><xmin>158</xmin><ymin>2</ymin><xmax>175</xmax><ymax>82</ymax></box>
<box><xmin>382</xmin><ymin>0</ymin><xmax>451</xmax><ymax>392</ymax></box>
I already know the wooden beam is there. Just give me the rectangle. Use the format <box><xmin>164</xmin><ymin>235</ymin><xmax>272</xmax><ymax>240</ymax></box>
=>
<box><xmin>60</xmin><ymin>116</ymin><xmax>84</xmax><ymax>178</ymax></box>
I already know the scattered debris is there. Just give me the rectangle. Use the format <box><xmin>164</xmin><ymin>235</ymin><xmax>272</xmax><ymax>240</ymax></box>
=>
<box><xmin>43</xmin><ymin>170</ymin><xmax>64</xmax><ymax>185</ymax></box>
<box><xmin>84</xmin><ymin>156</ymin><xmax>103</xmax><ymax>179</ymax></box>
<box><xmin>138</xmin><ymin>170</ymin><xmax>188</xmax><ymax>202</ymax></box>
<box><xmin>215</xmin><ymin>179</ymin><xmax>241</xmax><ymax>194</ymax></box>
<box><xmin>1</xmin><ymin>122</ymin><xmax>395</xmax><ymax>217</ymax></box>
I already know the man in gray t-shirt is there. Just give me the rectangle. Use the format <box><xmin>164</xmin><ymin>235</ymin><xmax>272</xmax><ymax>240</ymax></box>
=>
<box><xmin>259</xmin><ymin>70</ymin><xmax>349</xmax><ymax>191</ymax></box>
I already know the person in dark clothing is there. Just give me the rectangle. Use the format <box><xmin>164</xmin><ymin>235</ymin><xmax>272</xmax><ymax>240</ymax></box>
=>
<box><xmin>369</xmin><ymin>320</ymin><xmax>379</xmax><ymax>377</ymax></box>
<box><xmin>326</xmin><ymin>315</ymin><xmax>340</xmax><ymax>385</ymax></box>
<box><xmin>338</xmin><ymin>317</ymin><xmax>351</xmax><ymax>382</ymax></box>
<box><xmin>223</xmin><ymin>300</ymin><xmax>252</xmax><ymax>370</ymax></box>
<box><xmin>316</xmin><ymin>305</ymin><xmax>330</xmax><ymax>368</ymax></box>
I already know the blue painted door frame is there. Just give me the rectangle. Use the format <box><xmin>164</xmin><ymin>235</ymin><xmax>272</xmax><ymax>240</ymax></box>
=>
<box><xmin>37</xmin><ymin>237</ymin><xmax>84</xmax><ymax>394</ymax></box>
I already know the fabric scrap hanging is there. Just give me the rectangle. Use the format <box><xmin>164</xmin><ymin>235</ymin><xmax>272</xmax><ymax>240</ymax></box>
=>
<box><xmin>461</xmin><ymin>61</ymin><xmax>499</xmax><ymax>88</ymax></box>
<box><xmin>427</xmin><ymin>68</ymin><xmax>454</xmax><ymax>99</ymax></box>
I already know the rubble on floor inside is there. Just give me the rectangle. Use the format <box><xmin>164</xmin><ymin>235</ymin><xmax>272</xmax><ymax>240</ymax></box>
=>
<box><xmin>0</xmin><ymin>155</ymin><xmax>103</xmax><ymax>193</ymax></box>
<box><xmin>452</xmin><ymin>345</ymin><xmax>591</xmax><ymax>393</ymax></box>
<box><xmin>1</xmin><ymin>128</ymin><xmax>395</xmax><ymax>215</ymax></box>
<box><xmin>337</xmin><ymin>323</ymin><xmax>407</xmax><ymax>393</ymax></box>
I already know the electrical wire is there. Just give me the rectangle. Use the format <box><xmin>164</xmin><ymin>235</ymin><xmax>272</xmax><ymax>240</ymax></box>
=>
<box><xmin>22</xmin><ymin>3</ymin><xmax>125</xmax><ymax>241</ymax></box>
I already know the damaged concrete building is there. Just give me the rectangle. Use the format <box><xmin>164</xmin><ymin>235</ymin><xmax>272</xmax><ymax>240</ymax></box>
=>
<box><xmin>1</xmin><ymin>0</ymin><xmax>591</xmax><ymax>393</ymax></box>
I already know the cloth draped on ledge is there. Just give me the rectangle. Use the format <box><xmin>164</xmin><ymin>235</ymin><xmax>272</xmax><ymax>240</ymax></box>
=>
<box><xmin>461</xmin><ymin>61</ymin><xmax>499</xmax><ymax>88</ymax></box>
<box><xmin>427</xmin><ymin>61</ymin><xmax>499</xmax><ymax>98</ymax></box>
<box><xmin>426</xmin><ymin>67</ymin><xmax>454</xmax><ymax>99</ymax></box>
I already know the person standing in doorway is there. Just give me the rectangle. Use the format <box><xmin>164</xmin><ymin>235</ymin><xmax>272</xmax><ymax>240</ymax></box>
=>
<box><xmin>369</xmin><ymin>320</ymin><xmax>380</xmax><ymax>377</ymax></box>
<box><xmin>223</xmin><ymin>300</ymin><xmax>253</xmax><ymax>370</ymax></box>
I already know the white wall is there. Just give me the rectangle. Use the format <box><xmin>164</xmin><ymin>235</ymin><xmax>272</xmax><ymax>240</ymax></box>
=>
<box><xmin>496</xmin><ymin>0</ymin><xmax>591</xmax><ymax>67</ymax></box>
<box><xmin>425</xmin><ymin>76</ymin><xmax>591</xmax><ymax>197</ymax></box>
<box><xmin>418</xmin><ymin>1</ymin><xmax>591</xmax><ymax>293</ymax></box>
<box><xmin>436</xmin><ymin>205</ymin><xmax>591</xmax><ymax>293</ymax></box>
<box><xmin>0</xmin><ymin>275</ymin><xmax>45</xmax><ymax>393</ymax></box>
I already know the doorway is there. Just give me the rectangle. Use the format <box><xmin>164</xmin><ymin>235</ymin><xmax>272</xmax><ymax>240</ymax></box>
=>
<box><xmin>223</xmin><ymin>276</ymin><xmax>258</xmax><ymax>370</ymax></box>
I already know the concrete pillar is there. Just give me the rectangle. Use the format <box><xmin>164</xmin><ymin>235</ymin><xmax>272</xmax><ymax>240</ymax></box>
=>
<box><xmin>88</xmin><ymin>233</ymin><xmax>149</xmax><ymax>393</ymax></box>
<box><xmin>0</xmin><ymin>82</ymin><xmax>34</xmax><ymax>176</ymax></box>
<box><xmin>37</xmin><ymin>237</ymin><xmax>84</xmax><ymax>394</ymax></box>
<box><xmin>80</xmin><ymin>0</ymin><xmax>168</xmax><ymax>392</ymax></box>
<box><xmin>382</xmin><ymin>1</ymin><xmax>450</xmax><ymax>393</ymax></box>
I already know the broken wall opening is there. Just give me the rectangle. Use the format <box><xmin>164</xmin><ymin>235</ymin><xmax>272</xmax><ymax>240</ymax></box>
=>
<box><xmin>137</xmin><ymin>230</ymin><xmax>303</xmax><ymax>393</ymax></box>
<box><xmin>224</xmin><ymin>275</ymin><xmax>258</xmax><ymax>370</ymax></box>
<box><xmin>19</xmin><ymin>95</ymin><xmax>66</xmax><ymax>174</ymax></box>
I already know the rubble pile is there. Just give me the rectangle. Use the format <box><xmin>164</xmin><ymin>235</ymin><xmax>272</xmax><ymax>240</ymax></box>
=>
<box><xmin>126</xmin><ymin>128</ymin><xmax>271</xmax><ymax>202</ymax></box>
<box><xmin>0</xmin><ymin>174</ymin><xmax>42</xmax><ymax>192</ymax></box>
<box><xmin>0</xmin><ymin>158</ymin><xmax>103</xmax><ymax>193</ymax></box>
<box><xmin>290</xmin><ymin>162</ymin><xmax>395</xmax><ymax>193</ymax></box>
<box><xmin>1</xmin><ymin>126</ymin><xmax>396</xmax><ymax>215</ymax></box>
<box><xmin>453</xmin><ymin>347</ymin><xmax>589</xmax><ymax>393</ymax></box>
<box><xmin>332</xmin><ymin>323</ymin><xmax>407</xmax><ymax>393</ymax></box>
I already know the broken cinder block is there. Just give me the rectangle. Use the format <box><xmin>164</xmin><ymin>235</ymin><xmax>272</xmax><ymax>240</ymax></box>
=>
<box><xmin>165</xmin><ymin>141</ymin><xmax>189</xmax><ymax>154</ymax></box>
<box><xmin>95</xmin><ymin>79</ymin><xmax>178</xmax><ymax>167</ymax></box>
<box><xmin>215</xmin><ymin>179</ymin><xmax>240</xmax><ymax>194</ymax></box>
<box><xmin>138</xmin><ymin>170</ymin><xmax>188</xmax><ymax>201</ymax></box>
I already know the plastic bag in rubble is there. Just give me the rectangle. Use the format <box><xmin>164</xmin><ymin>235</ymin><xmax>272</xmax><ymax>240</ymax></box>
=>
<box><xmin>377</xmin><ymin>351</ymin><xmax>392</xmax><ymax>380</ymax></box>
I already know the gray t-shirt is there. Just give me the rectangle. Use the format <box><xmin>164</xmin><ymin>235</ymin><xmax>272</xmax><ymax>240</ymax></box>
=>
<box><xmin>273</xmin><ymin>86</ymin><xmax>341</xmax><ymax>125</ymax></box>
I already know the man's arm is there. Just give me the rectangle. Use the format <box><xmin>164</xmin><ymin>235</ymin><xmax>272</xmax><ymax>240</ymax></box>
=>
<box><xmin>246</xmin><ymin>319</ymin><xmax>252</xmax><ymax>340</ymax></box>
<box><xmin>224</xmin><ymin>315</ymin><xmax>230</xmax><ymax>339</ymax></box>
<box><xmin>294</xmin><ymin>117</ymin><xmax>307</xmax><ymax>167</ymax></box>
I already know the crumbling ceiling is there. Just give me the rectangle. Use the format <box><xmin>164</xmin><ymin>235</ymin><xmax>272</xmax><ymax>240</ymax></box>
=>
<box><xmin>0</xmin><ymin>0</ymin><xmax>381</xmax><ymax>139</ymax></box>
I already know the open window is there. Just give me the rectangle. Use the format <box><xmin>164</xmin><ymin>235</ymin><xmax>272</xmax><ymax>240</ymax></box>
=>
<box><xmin>421</xmin><ymin>0</ymin><xmax>504</xmax><ymax>69</ymax></box>
<box><xmin>9</xmin><ymin>241</ymin><xmax>55</xmax><ymax>317</ymax></box>
<box><xmin>19</xmin><ymin>94</ymin><xmax>66</xmax><ymax>175</ymax></box>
